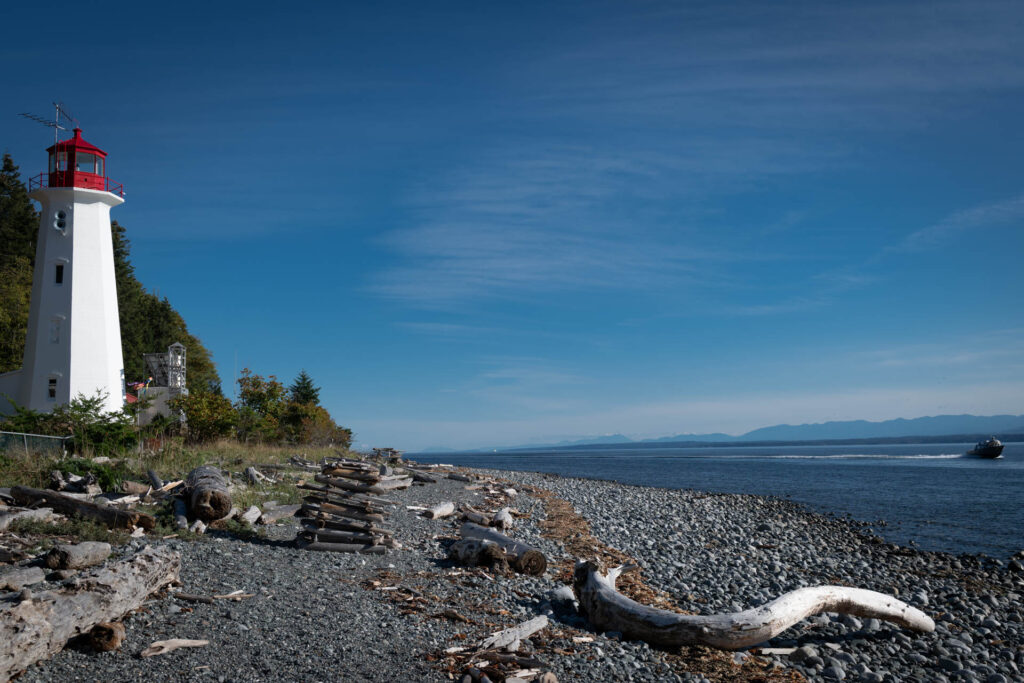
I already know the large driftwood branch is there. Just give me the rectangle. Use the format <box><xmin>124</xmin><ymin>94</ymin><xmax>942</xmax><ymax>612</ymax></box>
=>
<box><xmin>185</xmin><ymin>466</ymin><xmax>232</xmax><ymax>522</ymax></box>
<box><xmin>573</xmin><ymin>561</ymin><xmax>935</xmax><ymax>650</ymax></box>
<box><xmin>10</xmin><ymin>487</ymin><xmax>154</xmax><ymax>530</ymax></box>
<box><xmin>0</xmin><ymin>546</ymin><xmax>181</xmax><ymax>679</ymax></box>
<box><xmin>460</xmin><ymin>522</ymin><xmax>547</xmax><ymax>576</ymax></box>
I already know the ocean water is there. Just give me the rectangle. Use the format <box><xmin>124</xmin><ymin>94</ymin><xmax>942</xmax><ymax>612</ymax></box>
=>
<box><xmin>415</xmin><ymin>442</ymin><xmax>1024</xmax><ymax>559</ymax></box>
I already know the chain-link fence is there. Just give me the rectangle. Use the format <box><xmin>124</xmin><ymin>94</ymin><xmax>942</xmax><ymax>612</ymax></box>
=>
<box><xmin>0</xmin><ymin>430</ymin><xmax>69</xmax><ymax>457</ymax></box>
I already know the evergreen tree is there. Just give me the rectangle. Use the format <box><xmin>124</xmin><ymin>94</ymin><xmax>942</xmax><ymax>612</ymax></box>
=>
<box><xmin>0</xmin><ymin>154</ymin><xmax>38</xmax><ymax>264</ymax></box>
<box><xmin>289</xmin><ymin>369</ymin><xmax>320</xmax><ymax>406</ymax></box>
<box><xmin>0</xmin><ymin>154</ymin><xmax>38</xmax><ymax>372</ymax></box>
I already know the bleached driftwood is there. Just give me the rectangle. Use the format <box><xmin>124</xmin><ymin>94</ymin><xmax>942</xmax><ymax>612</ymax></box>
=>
<box><xmin>172</xmin><ymin>497</ymin><xmax>189</xmax><ymax>530</ymax></box>
<box><xmin>185</xmin><ymin>466</ymin><xmax>232</xmax><ymax>522</ymax></box>
<box><xmin>239</xmin><ymin>506</ymin><xmax>262</xmax><ymax>525</ymax></box>
<box><xmin>258</xmin><ymin>504</ymin><xmax>300</xmax><ymax>524</ymax></box>
<box><xmin>447</xmin><ymin>472</ymin><xmax>474</xmax><ymax>483</ymax></box>
<box><xmin>140</xmin><ymin>638</ymin><xmax>210</xmax><ymax>657</ymax></box>
<box><xmin>460</xmin><ymin>522</ymin><xmax>547</xmax><ymax>576</ymax></box>
<box><xmin>479</xmin><ymin>615</ymin><xmax>549</xmax><ymax>651</ymax></box>
<box><xmin>44</xmin><ymin>542</ymin><xmax>111</xmax><ymax>570</ymax></box>
<box><xmin>426</xmin><ymin>502</ymin><xmax>455</xmax><ymax>519</ymax></box>
<box><xmin>491</xmin><ymin>507</ymin><xmax>514</xmax><ymax>530</ymax></box>
<box><xmin>572</xmin><ymin>561</ymin><xmax>935</xmax><ymax>650</ymax></box>
<box><xmin>244</xmin><ymin>466</ymin><xmax>272</xmax><ymax>485</ymax></box>
<box><xmin>0</xmin><ymin>546</ymin><xmax>180</xmax><ymax>679</ymax></box>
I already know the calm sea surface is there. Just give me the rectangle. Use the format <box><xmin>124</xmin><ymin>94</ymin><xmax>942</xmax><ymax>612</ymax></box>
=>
<box><xmin>415</xmin><ymin>442</ymin><xmax>1024</xmax><ymax>559</ymax></box>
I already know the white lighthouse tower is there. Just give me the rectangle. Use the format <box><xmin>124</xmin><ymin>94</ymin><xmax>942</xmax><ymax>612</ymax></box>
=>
<box><xmin>1</xmin><ymin>128</ymin><xmax>126</xmax><ymax>413</ymax></box>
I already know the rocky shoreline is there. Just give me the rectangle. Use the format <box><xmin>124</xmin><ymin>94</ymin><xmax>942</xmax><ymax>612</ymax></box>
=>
<box><xmin>10</xmin><ymin>464</ymin><xmax>1024</xmax><ymax>682</ymax></box>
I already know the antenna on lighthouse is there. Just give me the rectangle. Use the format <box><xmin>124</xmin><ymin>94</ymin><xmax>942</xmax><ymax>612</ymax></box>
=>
<box><xmin>19</xmin><ymin>102</ymin><xmax>78</xmax><ymax>145</ymax></box>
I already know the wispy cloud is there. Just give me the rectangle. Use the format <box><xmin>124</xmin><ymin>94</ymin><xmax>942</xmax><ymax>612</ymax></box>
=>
<box><xmin>894</xmin><ymin>194</ymin><xmax>1024</xmax><ymax>252</ymax></box>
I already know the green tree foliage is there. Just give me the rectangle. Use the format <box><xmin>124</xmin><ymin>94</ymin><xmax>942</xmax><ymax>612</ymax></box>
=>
<box><xmin>0</xmin><ymin>154</ymin><xmax>38</xmax><ymax>373</ymax></box>
<box><xmin>0</xmin><ymin>154</ymin><xmax>38</xmax><ymax>263</ymax></box>
<box><xmin>2</xmin><ymin>391</ymin><xmax>136</xmax><ymax>456</ymax></box>
<box><xmin>170</xmin><ymin>390</ymin><xmax>236</xmax><ymax>443</ymax></box>
<box><xmin>235</xmin><ymin>368</ymin><xmax>287</xmax><ymax>443</ymax></box>
<box><xmin>289</xmin><ymin>369</ymin><xmax>320</xmax><ymax>406</ymax></box>
<box><xmin>111</xmin><ymin>222</ymin><xmax>221</xmax><ymax>393</ymax></box>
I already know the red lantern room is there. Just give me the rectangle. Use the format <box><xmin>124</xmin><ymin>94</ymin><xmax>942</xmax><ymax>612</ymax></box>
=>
<box><xmin>33</xmin><ymin>128</ymin><xmax>123</xmax><ymax>197</ymax></box>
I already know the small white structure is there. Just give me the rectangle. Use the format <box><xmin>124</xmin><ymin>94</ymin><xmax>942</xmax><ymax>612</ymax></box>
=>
<box><xmin>0</xmin><ymin>128</ymin><xmax>126</xmax><ymax>414</ymax></box>
<box><xmin>136</xmin><ymin>343</ymin><xmax>188</xmax><ymax>426</ymax></box>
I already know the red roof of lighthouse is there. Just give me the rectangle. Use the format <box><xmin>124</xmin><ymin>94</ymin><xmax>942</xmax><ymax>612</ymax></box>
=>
<box><xmin>46</xmin><ymin>128</ymin><xmax>107</xmax><ymax>157</ymax></box>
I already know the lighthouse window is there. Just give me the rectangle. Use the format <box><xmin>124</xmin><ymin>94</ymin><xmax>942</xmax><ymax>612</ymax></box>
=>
<box><xmin>49</xmin><ymin>152</ymin><xmax>56</xmax><ymax>173</ymax></box>
<box><xmin>96</xmin><ymin>157</ymin><xmax>104</xmax><ymax>176</ymax></box>
<box><xmin>56</xmin><ymin>152</ymin><xmax>67</xmax><ymax>172</ymax></box>
<box><xmin>48</xmin><ymin>378</ymin><xmax>57</xmax><ymax>400</ymax></box>
<box><xmin>55</xmin><ymin>264</ymin><xmax>64</xmax><ymax>284</ymax></box>
<box><xmin>75</xmin><ymin>153</ymin><xmax>97</xmax><ymax>174</ymax></box>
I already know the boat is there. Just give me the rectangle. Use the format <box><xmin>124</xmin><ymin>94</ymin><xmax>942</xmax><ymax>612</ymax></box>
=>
<box><xmin>967</xmin><ymin>437</ymin><xmax>1004</xmax><ymax>459</ymax></box>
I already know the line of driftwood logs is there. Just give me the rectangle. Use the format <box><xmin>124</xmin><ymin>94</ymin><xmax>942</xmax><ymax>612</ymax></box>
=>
<box><xmin>293</xmin><ymin>457</ymin><xmax>412</xmax><ymax>554</ymax></box>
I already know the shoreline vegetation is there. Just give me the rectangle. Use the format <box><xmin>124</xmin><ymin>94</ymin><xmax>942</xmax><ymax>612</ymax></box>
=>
<box><xmin>2</xmin><ymin>446</ymin><xmax>1022</xmax><ymax>681</ymax></box>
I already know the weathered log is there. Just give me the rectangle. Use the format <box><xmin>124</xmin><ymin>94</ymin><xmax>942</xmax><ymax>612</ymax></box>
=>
<box><xmin>120</xmin><ymin>480</ymin><xmax>151</xmax><ymax>496</ymax></box>
<box><xmin>185</xmin><ymin>466</ymin><xmax>232</xmax><ymax>522</ymax></box>
<box><xmin>0</xmin><ymin>566</ymin><xmax>46</xmax><ymax>591</ymax></box>
<box><xmin>301</xmin><ymin>516</ymin><xmax>394</xmax><ymax>536</ymax></box>
<box><xmin>491</xmin><ymin>507</ymin><xmax>514</xmax><ymax>530</ymax></box>
<box><xmin>0</xmin><ymin>546</ymin><xmax>180</xmax><ymax>679</ymax></box>
<box><xmin>314</xmin><ymin>473</ymin><xmax>410</xmax><ymax>495</ymax></box>
<box><xmin>426</xmin><ymin>502</ymin><xmax>456</xmax><ymax>519</ymax></box>
<box><xmin>172</xmin><ymin>497</ymin><xmax>189</xmax><ymax>530</ymax></box>
<box><xmin>0</xmin><ymin>506</ymin><xmax>53</xmax><ymax>531</ymax></box>
<box><xmin>480</xmin><ymin>615</ymin><xmax>549</xmax><ymax>650</ymax></box>
<box><xmin>239</xmin><ymin>506</ymin><xmax>262</xmax><ymax>525</ymax></box>
<box><xmin>258</xmin><ymin>504</ymin><xmax>301</xmax><ymax>524</ymax></box>
<box><xmin>294</xmin><ymin>538</ymin><xmax>387</xmax><ymax>554</ymax></box>
<box><xmin>301</xmin><ymin>493</ymin><xmax>385</xmax><ymax>514</ymax></box>
<box><xmin>301</xmin><ymin>528</ymin><xmax>382</xmax><ymax>545</ymax></box>
<box><xmin>297</xmin><ymin>483</ymin><xmax>398</xmax><ymax>506</ymax></box>
<box><xmin>146</xmin><ymin>470</ymin><xmax>165</xmax><ymax>490</ymax></box>
<box><xmin>460</xmin><ymin>523</ymin><xmax>547</xmax><ymax>576</ymax></box>
<box><xmin>244</xmin><ymin>466</ymin><xmax>273</xmax><ymax>486</ymax></box>
<box><xmin>449</xmin><ymin>539</ymin><xmax>509</xmax><ymax>572</ymax></box>
<box><xmin>44</xmin><ymin>542</ymin><xmax>111</xmax><ymax>570</ymax></box>
<box><xmin>409</xmin><ymin>470</ymin><xmax>439</xmax><ymax>484</ymax></box>
<box><xmin>461</xmin><ymin>505</ymin><xmax>492</xmax><ymax>526</ymax></box>
<box><xmin>447</xmin><ymin>472</ymin><xmax>474</xmax><ymax>482</ymax></box>
<box><xmin>10</xmin><ymin>487</ymin><xmax>154</xmax><ymax>530</ymax></box>
<box><xmin>572</xmin><ymin>561</ymin><xmax>935</xmax><ymax>650</ymax></box>
<box><xmin>87</xmin><ymin>622</ymin><xmax>125</xmax><ymax>651</ymax></box>
<box><xmin>300</xmin><ymin>502</ymin><xmax>385</xmax><ymax>524</ymax></box>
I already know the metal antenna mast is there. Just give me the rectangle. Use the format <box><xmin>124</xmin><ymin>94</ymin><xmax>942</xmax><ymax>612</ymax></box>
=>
<box><xmin>19</xmin><ymin>102</ymin><xmax>78</xmax><ymax>144</ymax></box>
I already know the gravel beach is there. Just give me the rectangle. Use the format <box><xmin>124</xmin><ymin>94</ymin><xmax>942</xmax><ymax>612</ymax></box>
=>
<box><xmin>9</xmin><ymin>464</ymin><xmax>1024</xmax><ymax>683</ymax></box>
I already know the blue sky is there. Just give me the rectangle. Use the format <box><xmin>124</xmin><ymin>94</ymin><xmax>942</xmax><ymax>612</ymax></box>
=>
<box><xmin>2</xmin><ymin>1</ymin><xmax>1022</xmax><ymax>450</ymax></box>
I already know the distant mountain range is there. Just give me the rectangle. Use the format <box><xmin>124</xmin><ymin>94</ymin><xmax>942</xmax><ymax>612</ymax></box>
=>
<box><xmin>414</xmin><ymin>413</ymin><xmax>1024</xmax><ymax>454</ymax></box>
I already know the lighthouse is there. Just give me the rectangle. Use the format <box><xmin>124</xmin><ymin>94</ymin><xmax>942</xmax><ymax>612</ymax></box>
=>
<box><xmin>1</xmin><ymin>128</ymin><xmax>126</xmax><ymax>413</ymax></box>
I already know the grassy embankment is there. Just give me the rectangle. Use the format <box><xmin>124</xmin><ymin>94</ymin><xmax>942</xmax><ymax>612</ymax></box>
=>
<box><xmin>1</xmin><ymin>440</ymin><xmax>351</xmax><ymax>546</ymax></box>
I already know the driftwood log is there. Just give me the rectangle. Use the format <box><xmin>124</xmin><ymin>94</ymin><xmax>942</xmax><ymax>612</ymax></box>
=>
<box><xmin>491</xmin><ymin>507</ymin><xmax>514</xmax><ymax>530</ymax></box>
<box><xmin>0</xmin><ymin>546</ymin><xmax>181</xmax><ymax>679</ymax></box>
<box><xmin>172</xmin><ymin>497</ymin><xmax>189</xmax><ymax>530</ymax></box>
<box><xmin>460</xmin><ymin>522</ymin><xmax>547</xmax><ymax>576</ymax></box>
<box><xmin>573</xmin><ymin>562</ymin><xmax>935</xmax><ymax>650</ymax></box>
<box><xmin>10</xmin><ymin>487</ymin><xmax>154</xmax><ymax>530</ymax></box>
<box><xmin>461</xmin><ymin>505</ymin><xmax>491</xmax><ymax>526</ymax></box>
<box><xmin>294</xmin><ymin>538</ymin><xmax>387</xmax><ymax>554</ymax></box>
<box><xmin>185</xmin><ymin>466</ymin><xmax>232</xmax><ymax>522</ymax></box>
<box><xmin>146</xmin><ymin>469</ymin><xmax>165</xmax><ymax>489</ymax></box>
<box><xmin>426</xmin><ymin>502</ymin><xmax>455</xmax><ymax>519</ymax></box>
<box><xmin>87</xmin><ymin>622</ymin><xmax>125</xmax><ymax>652</ymax></box>
<box><xmin>44</xmin><ymin>542</ymin><xmax>111</xmax><ymax>570</ymax></box>
<box><xmin>449</xmin><ymin>539</ymin><xmax>509</xmax><ymax>571</ymax></box>
<box><xmin>480</xmin><ymin>615</ymin><xmax>549</xmax><ymax>650</ymax></box>
<box><xmin>258</xmin><ymin>504</ymin><xmax>300</xmax><ymax>524</ymax></box>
